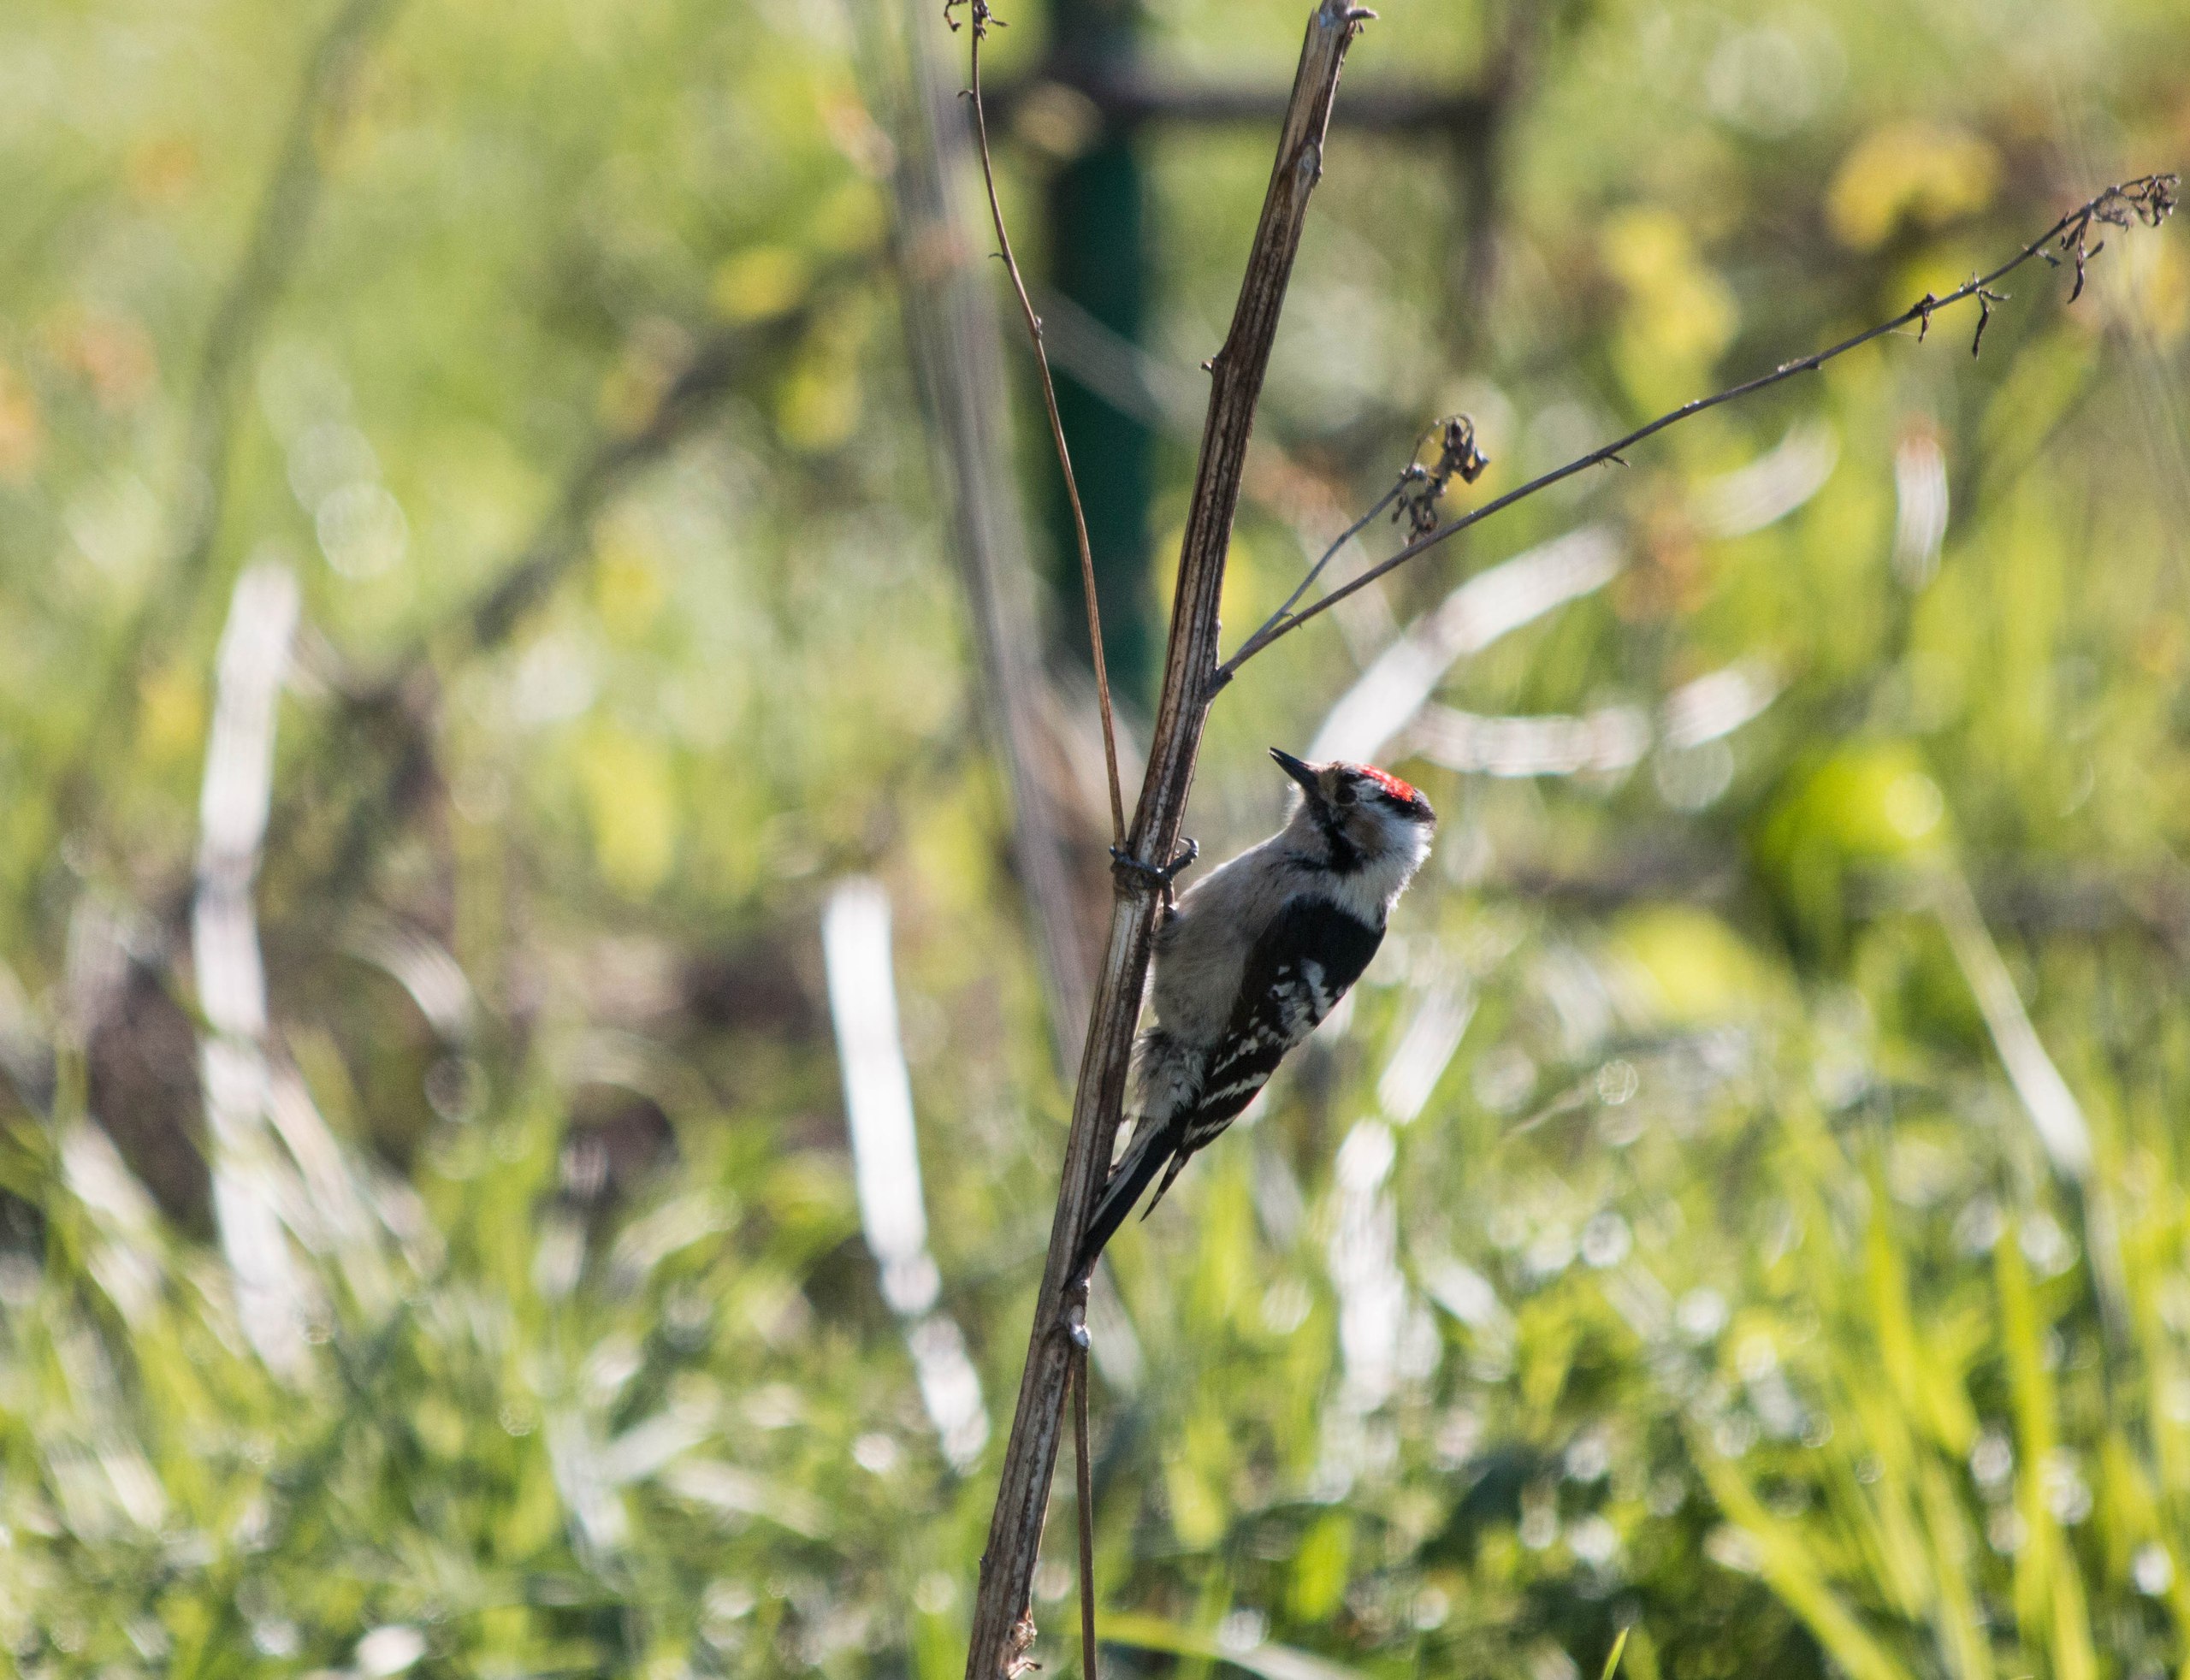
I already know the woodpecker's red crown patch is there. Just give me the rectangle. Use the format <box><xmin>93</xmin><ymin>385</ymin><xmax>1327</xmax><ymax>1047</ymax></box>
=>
<box><xmin>1351</xmin><ymin>764</ymin><xmax>1423</xmax><ymax>806</ymax></box>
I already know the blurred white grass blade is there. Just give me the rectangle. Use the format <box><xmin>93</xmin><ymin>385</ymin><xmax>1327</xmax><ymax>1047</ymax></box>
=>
<box><xmin>1085</xmin><ymin>1262</ymin><xmax>1144</xmax><ymax>1393</ymax></box>
<box><xmin>264</xmin><ymin>1064</ymin><xmax>368</xmax><ymax>1241</ymax></box>
<box><xmin>1661</xmin><ymin>660</ymin><xmax>1780</xmax><ymax>749</ymax></box>
<box><xmin>1376</xmin><ymin>979</ymin><xmax>1474</xmax><ymax>1125</ymax></box>
<box><xmin>548</xmin><ymin>1411</ymin><xmax>628</xmax><ymax>1555</ymax></box>
<box><xmin>1533</xmin><ymin>945</ymin><xmax>1619</xmax><ymax>1059</ymax></box>
<box><xmin>533</xmin><ymin>1210</ymin><xmax>585</xmax><ymax>1301</ymax></box>
<box><xmin>1310</xmin><ymin>527</ymin><xmax>1621</xmax><ymax>764</ymax></box>
<box><xmin>1419</xmin><ymin>1254</ymin><xmax>1514</xmax><ymax>1338</ymax></box>
<box><xmin>1696</xmin><ymin>420</ymin><xmax>1838</xmax><ymax>538</ymax></box>
<box><xmin>344</xmin><ymin>918</ymin><xmax>476</xmax><ymax>1041</ymax></box>
<box><xmin>58</xmin><ymin>1123</ymin><xmax>160</xmax><ymax>1324</ymax></box>
<box><xmin>600</xmin><ymin>1411</ymin><xmax>708</xmax><ymax>1484</ymax></box>
<box><xmin>664</xmin><ymin>1458</ymin><xmax>828</xmax><ymax>1539</ymax></box>
<box><xmin>1328</xmin><ymin>1121</ymin><xmax>1407</xmax><ymax>1415</ymax></box>
<box><xmin>580</xmin><ymin>1332</ymin><xmax>644</xmax><ymax>1407</ymax></box>
<box><xmin>907</xmin><ymin>1311</ymin><xmax>991</xmax><ymax>1469</ymax></box>
<box><xmin>59</xmin><ymin>1121</ymin><xmax>157</xmax><ymax>1235</ymax></box>
<box><xmin>355</xmin><ymin>1626</ymin><xmax>427</xmax><ymax>1678</ymax></box>
<box><xmin>822</xmin><ymin>877</ymin><xmax>988</xmax><ymax>1468</ymax></box>
<box><xmin>0</xmin><ymin>956</ymin><xmax>47</xmax><ymax>1101</ymax></box>
<box><xmin>194</xmin><ymin>564</ymin><xmax>297</xmax><ymax>1038</ymax></box>
<box><xmin>195</xmin><ymin>565</ymin><xmax>298</xmax><ymax>1035</ymax></box>
<box><xmin>54</xmin><ymin>1279</ymin><xmax>157</xmax><ymax>1533</ymax></box>
<box><xmin>1408</xmin><ymin>704</ymin><xmax>1651</xmax><ymax>778</ymax></box>
<box><xmin>1892</xmin><ymin>429</ymin><xmax>1950</xmax><ymax>589</ymax></box>
<box><xmin>41</xmin><ymin>1352</ymin><xmax>167</xmax><ymax>1531</ymax></box>
<box><xmin>193</xmin><ymin>562</ymin><xmax>313</xmax><ymax>1377</ymax></box>
<box><xmin>194</xmin><ymin>886</ymin><xmax>269</xmax><ymax>1042</ymax></box>
<box><xmin>369</xmin><ymin>1172</ymin><xmax>444</xmax><ymax>1275</ymax></box>
<box><xmin>48</xmin><ymin>1442</ymin><xmax>131</xmax><ymax>1540</ymax></box>
<box><xmin>1404</xmin><ymin>660</ymin><xmax>1774</xmax><ymax>785</ymax></box>
<box><xmin>822</xmin><ymin>878</ymin><xmax>935</xmax><ymax>1315</ymax></box>
<box><xmin>1317</xmin><ymin>499</ymin><xmax>1776</xmax><ymax>772</ymax></box>
<box><xmin>267</xmin><ymin>1064</ymin><xmax>393</xmax><ymax>1315</ymax></box>
<box><xmin>557</xmin><ymin>1027</ymin><xmax>710</xmax><ymax>1120</ymax></box>
<box><xmin>52</xmin><ymin>1320</ymin><xmax>167</xmax><ymax>1533</ymax></box>
<box><xmin>96</xmin><ymin>1437</ymin><xmax>169</xmax><ymax>1532</ymax></box>
<box><xmin>210</xmin><ymin>1164</ymin><xmax>311</xmax><ymax>1373</ymax></box>
<box><xmin>1599</xmin><ymin>1261</ymin><xmax>1674</xmax><ymax>1340</ymax></box>
<box><xmin>1036</xmin><ymin>287</ymin><xmax>1206</xmax><ymax>435</ymax></box>
<box><xmin>607</xmin><ymin>1191</ymin><xmax>734</xmax><ymax>1290</ymax></box>
<box><xmin>1932</xmin><ymin>867</ymin><xmax>2091</xmax><ymax>1179</ymax></box>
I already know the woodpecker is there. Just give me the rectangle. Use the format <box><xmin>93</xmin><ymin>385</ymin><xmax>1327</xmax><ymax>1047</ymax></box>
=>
<box><xmin>1076</xmin><ymin>748</ymin><xmax>1437</xmax><ymax>1276</ymax></box>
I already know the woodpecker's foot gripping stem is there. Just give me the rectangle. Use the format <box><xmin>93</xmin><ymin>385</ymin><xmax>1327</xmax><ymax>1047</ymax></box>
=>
<box><xmin>1060</xmin><ymin>1273</ymin><xmax>1092</xmax><ymax>1345</ymax></box>
<box><xmin>1110</xmin><ymin>837</ymin><xmax>1198</xmax><ymax>896</ymax></box>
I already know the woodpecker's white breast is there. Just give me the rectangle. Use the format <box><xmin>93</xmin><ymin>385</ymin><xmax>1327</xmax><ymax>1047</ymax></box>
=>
<box><xmin>1144</xmin><ymin>806</ymin><xmax>1429</xmax><ymax>1056</ymax></box>
<box><xmin>1145</xmin><ymin>833</ymin><xmax>1297</xmax><ymax>1051</ymax></box>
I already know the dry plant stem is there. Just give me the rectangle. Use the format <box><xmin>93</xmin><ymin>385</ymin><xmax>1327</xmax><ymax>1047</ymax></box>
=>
<box><xmin>855</xmin><ymin>0</ymin><xmax>1098</xmax><ymax>1066</ymax></box>
<box><xmin>960</xmin><ymin>6</ymin><xmax>1368</xmax><ymax>1677</ymax></box>
<box><xmin>1073</xmin><ymin>1346</ymin><xmax>1098</xmax><ymax>1680</ymax></box>
<box><xmin>965</xmin><ymin>5</ymin><xmax>1125</xmax><ymax>845</ymax></box>
<box><xmin>1217</xmin><ymin>172</ymin><xmax>2180</xmax><ymax>679</ymax></box>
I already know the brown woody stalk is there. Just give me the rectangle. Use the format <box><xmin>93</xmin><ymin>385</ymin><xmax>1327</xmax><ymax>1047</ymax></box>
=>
<box><xmin>958</xmin><ymin>4</ymin><xmax>1372</xmax><ymax>1677</ymax></box>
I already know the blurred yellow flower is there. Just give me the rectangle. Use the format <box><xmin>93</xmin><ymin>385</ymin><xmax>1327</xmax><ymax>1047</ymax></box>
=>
<box><xmin>1826</xmin><ymin>121</ymin><xmax>2000</xmax><ymax>250</ymax></box>
<box><xmin>138</xmin><ymin>661</ymin><xmax>205</xmax><ymax>766</ymax></box>
<box><xmin>777</xmin><ymin>357</ymin><xmax>860</xmax><ymax>452</ymax></box>
<box><xmin>1602</xmin><ymin>208</ymin><xmax>1737</xmax><ymax>407</ymax></box>
<box><xmin>2098</xmin><ymin>223</ymin><xmax>2189</xmax><ymax>346</ymax></box>
<box><xmin>591</xmin><ymin>512</ymin><xmax>666</xmax><ymax>640</ymax></box>
<box><xmin>581</xmin><ymin>726</ymin><xmax>678</xmax><ymax>896</ymax></box>
<box><xmin>1607</xmin><ymin>904</ymin><xmax>1773</xmax><ymax>1024</ymax></box>
<box><xmin>710</xmin><ymin>245</ymin><xmax>811</xmax><ymax>323</ymax></box>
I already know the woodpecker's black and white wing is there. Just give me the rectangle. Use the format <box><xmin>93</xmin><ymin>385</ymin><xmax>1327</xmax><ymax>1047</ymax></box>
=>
<box><xmin>1074</xmin><ymin>897</ymin><xmax>1384</xmax><ymax>1275</ymax></box>
<box><xmin>1150</xmin><ymin>895</ymin><xmax>1385</xmax><ymax>1197</ymax></box>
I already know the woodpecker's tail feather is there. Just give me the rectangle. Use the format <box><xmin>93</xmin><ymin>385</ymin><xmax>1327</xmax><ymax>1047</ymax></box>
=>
<box><xmin>1072</xmin><ymin>1116</ymin><xmax>1181</xmax><ymax>1279</ymax></box>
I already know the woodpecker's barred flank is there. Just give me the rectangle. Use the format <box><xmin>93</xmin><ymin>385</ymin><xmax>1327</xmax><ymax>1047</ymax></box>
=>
<box><xmin>1074</xmin><ymin>748</ymin><xmax>1436</xmax><ymax>1278</ymax></box>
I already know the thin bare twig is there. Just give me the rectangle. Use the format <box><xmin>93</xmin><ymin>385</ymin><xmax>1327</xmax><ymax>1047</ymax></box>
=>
<box><xmin>1216</xmin><ymin>172</ymin><xmax>2178</xmax><ymax>681</ymax></box>
<box><xmin>1072</xmin><ymin>1344</ymin><xmax>1098</xmax><ymax>1680</ymax></box>
<box><xmin>1264</xmin><ymin>477</ymin><xmax>1408</xmax><ymax>629</ymax></box>
<box><xmin>956</xmin><ymin>0</ymin><xmax>1126</xmax><ymax>846</ymax></box>
<box><xmin>853</xmin><ymin>0</ymin><xmax>1099</xmax><ymax>1069</ymax></box>
<box><xmin>1256</xmin><ymin>412</ymin><xmax>1485</xmax><ymax>633</ymax></box>
<box><xmin>958</xmin><ymin>7</ymin><xmax>1370</xmax><ymax>1677</ymax></box>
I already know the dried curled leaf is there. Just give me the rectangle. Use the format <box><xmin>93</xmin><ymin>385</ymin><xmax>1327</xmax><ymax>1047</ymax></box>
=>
<box><xmin>1392</xmin><ymin>414</ymin><xmax>1491</xmax><ymax>537</ymax></box>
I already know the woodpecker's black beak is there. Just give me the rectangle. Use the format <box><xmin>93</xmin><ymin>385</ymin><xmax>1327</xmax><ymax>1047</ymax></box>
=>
<box><xmin>1270</xmin><ymin>748</ymin><xmax>1322</xmax><ymax>802</ymax></box>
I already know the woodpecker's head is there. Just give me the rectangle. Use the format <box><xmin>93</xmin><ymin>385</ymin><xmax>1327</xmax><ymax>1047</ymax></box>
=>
<box><xmin>1270</xmin><ymin>748</ymin><xmax>1436</xmax><ymax>878</ymax></box>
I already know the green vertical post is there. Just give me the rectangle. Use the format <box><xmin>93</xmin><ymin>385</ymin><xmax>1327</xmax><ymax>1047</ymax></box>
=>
<box><xmin>1044</xmin><ymin>0</ymin><xmax>1155</xmax><ymax>707</ymax></box>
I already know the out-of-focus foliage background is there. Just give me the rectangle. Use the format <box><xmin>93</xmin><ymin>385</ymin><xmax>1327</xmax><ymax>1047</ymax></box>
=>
<box><xmin>3</xmin><ymin>0</ymin><xmax>2188</xmax><ymax>1674</ymax></box>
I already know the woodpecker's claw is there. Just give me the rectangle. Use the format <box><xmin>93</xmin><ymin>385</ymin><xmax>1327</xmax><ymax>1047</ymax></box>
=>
<box><xmin>1110</xmin><ymin>837</ymin><xmax>1198</xmax><ymax>891</ymax></box>
<box><xmin>1059</xmin><ymin>1275</ymin><xmax>1093</xmax><ymax>1346</ymax></box>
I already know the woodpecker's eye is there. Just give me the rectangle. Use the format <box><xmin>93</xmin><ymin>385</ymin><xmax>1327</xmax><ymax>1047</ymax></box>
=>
<box><xmin>1331</xmin><ymin>780</ymin><xmax>1356</xmax><ymax>806</ymax></box>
